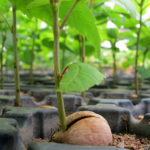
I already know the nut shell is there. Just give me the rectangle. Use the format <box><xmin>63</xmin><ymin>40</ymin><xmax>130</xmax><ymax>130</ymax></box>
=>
<box><xmin>52</xmin><ymin>111</ymin><xmax>112</xmax><ymax>146</ymax></box>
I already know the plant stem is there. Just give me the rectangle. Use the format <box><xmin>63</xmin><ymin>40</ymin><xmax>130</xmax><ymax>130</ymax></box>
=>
<box><xmin>79</xmin><ymin>35</ymin><xmax>87</xmax><ymax>103</ymax></box>
<box><xmin>29</xmin><ymin>32</ymin><xmax>36</xmax><ymax>85</ymax></box>
<box><xmin>112</xmin><ymin>49</ymin><xmax>117</xmax><ymax>86</ymax></box>
<box><xmin>111</xmin><ymin>41</ymin><xmax>117</xmax><ymax>86</ymax></box>
<box><xmin>51</xmin><ymin>1</ymin><xmax>67</xmax><ymax>132</ymax></box>
<box><xmin>0</xmin><ymin>32</ymin><xmax>6</xmax><ymax>89</ymax></box>
<box><xmin>12</xmin><ymin>5</ymin><xmax>21</xmax><ymax>106</ymax></box>
<box><xmin>0</xmin><ymin>13</ymin><xmax>12</xmax><ymax>33</ymax></box>
<box><xmin>60</xmin><ymin>0</ymin><xmax>80</xmax><ymax>31</ymax></box>
<box><xmin>142</xmin><ymin>47</ymin><xmax>148</xmax><ymax>67</ymax></box>
<box><xmin>135</xmin><ymin>0</ymin><xmax>144</xmax><ymax>96</ymax></box>
<box><xmin>62</xmin><ymin>31</ymin><xmax>67</xmax><ymax>71</ymax></box>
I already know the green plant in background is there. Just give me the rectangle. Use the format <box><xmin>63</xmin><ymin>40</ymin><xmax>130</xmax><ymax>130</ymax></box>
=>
<box><xmin>112</xmin><ymin>0</ymin><xmax>149</xmax><ymax>95</ymax></box>
<box><xmin>134</xmin><ymin>0</ymin><xmax>145</xmax><ymax>96</ymax></box>
<box><xmin>78</xmin><ymin>35</ymin><xmax>87</xmax><ymax>103</ymax></box>
<box><xmin>12</xmin><ymin>5</ymin><xmax>21</xmax><ymax>106</ymax></box>
<box><xmin>1</xmin><ymin>0</ymin><xmax>22</xmax><ymax>106</ymax></box>
<box><xmin>0</xmin><ymin>31</ymin><xmax>6</xmax><ymax>89</ymax></box>
<box><xmin>126</xmin><ymin>26</ymin><xmax>150</xmax><ymax>68</ymax></box>
<box><xmin>138</xmin><ymin>27</ymin><xmax>150</xmax><ymax>67</ymax></box>
<box><xmin>29</xmin><ymin>20</ymin><xmax>38</xmax><ymax>85</ymax></box>
<box><xmin>138</xmin><ymin>66</ymin><xmax>150</xmax><ymax>81</ymax></box>
<box><xmin>106</xmin><ymin>28</ymin><xmax>119</xmax><ymax>86</ymax></box>
<box><xmin>0</xmin><ymin>0</ymin><xmax>10</xmax><ymax>89</ymax></box>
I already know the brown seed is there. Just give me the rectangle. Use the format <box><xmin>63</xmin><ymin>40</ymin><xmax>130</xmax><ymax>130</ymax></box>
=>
<box><xmin>52</xmin><ymin>111</ymin><xmax>112</xmax><ymax>146</ymax></box>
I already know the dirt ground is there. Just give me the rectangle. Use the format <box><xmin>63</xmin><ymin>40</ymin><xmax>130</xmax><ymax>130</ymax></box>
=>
<box><xmin>113</xmin><ymin>133</ymin><xmax>150</xmax><ymax>150</ymax></box>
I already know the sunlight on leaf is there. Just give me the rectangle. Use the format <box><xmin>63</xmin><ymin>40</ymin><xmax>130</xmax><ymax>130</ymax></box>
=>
<box><xmin>116</xmin><ymin>0</ymin><xmax>138</xmax><ymax>19</ymax></box>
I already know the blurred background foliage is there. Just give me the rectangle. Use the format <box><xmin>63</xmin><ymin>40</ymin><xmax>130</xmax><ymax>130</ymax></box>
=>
<box><xmin>0</xmin><ymin>0</ymin><xmax>150</xmax><ymax>75</ymax></box>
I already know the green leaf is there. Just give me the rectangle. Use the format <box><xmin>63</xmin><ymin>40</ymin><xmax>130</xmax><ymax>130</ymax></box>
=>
<box><xmin>85</xmin><ymin>45</ymin><xmax>95</xmax><ymax>56</ymax></box>
<box><xmin>27</xmin><ymin>0</ymin><xmax>78</xmax><ymax>9</ymax></box>
<box><xmin>60</xmin><ymin>1</ymin><xmax>100</xmax><ymax>51</ymax></box>
<box><xmin>27</xmin><ymin>0</ymin><xmax>49</xmax><ymax>9</ymax></box>
<box><xmin>116</xmin><ymin>0</ymin><xmax>138</xmax><ymax>19</ymax></box>
<box><xmin>10</xmin><ymin>0</ymin><xmax>100</xmax><ymax>52</ymax></box>
<box><xmin>107</xmin><ymin>28</ymin><xmax>118</xmax><ymax>39</ymax></box>
<box><xmin>59</xmin><ymin>62</ymin><xmax>105</xmax><ymax>92</ymax></box>
<box><xmin>0</xmin><ymin>0</ymin><xmax>10</xmax><ymax>13</ymax></box>
<box><xmin>138</xmin><ymin>66</ymin><xmax>150</xmax><ymax>80</ymax></box>
<box><xmin>42</xmin><ymin>38</ymin><xmax>73</xmax><ymax>52</ymax></box>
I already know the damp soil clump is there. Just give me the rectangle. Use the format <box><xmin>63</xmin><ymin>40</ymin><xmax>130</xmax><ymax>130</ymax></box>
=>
<box><xmin>113</xmin><ymin>133</ymin><xmax>150</xmax><ymax>150</ymax></box>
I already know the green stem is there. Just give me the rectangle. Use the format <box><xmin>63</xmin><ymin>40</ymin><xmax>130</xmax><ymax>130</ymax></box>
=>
<box><xmin>0</xmin><ymin>13</ymin><xmax>12</xmax><ymax>33</ymax></box>
<box><xmin>51</xmin><ymin>1</ymin><xmax>67</xmax><ymax>132</ymax></box>
<box><xmin>29</xmin><ymin>32</ymin><xmax>35</xmax><ymax>85</ymax></box>
<box><xmin>0</xmin><ymin>32</ymin><xmax>6</xmax><ymax>89</ymax></box>
<box><xmin>12</xmin><ymin>5</ymin><xmax>21</xmax><ymax>106</ymax></box>
<box><xmin>79</xmin><ymin>35</ymin><xmax>87</xmax><ymax>103</ymax></box>
<box><xmin>135</xmin><ymin>0</ymin><xmax>144</xmax><ymax>96</ymax></box>
<box><xmin>60</xmin><ymin>0</ymin><xmax>80</xmax><ymax>31</ymax></box>
<box><xmin>112</xmin><ymin>49</ymin><xmax>117</xmax><ymax>86</ymax></box>
<box><xmin>111</xmin><ymin>41</ymin><xmax>117</xmax><ymax>86</ymax></box>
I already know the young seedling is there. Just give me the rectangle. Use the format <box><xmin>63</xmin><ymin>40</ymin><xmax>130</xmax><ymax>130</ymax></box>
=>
<box><xmin>50</xmin><ymin>0</ymin><xmax>103</xmax><ymax>131</ymax></box>
<box><xmin>29</xmin><ymin>31</ymin><xmax>36</xmax><ymax>85</ymax></box>
<box><xmin>12</xmin><ymin>5</ymin><xmax>21</xmax><ymax>106</ymax></box>
<box><xmin>107</xmin><ymin>28</ymin><xmax>118</xmax><ymax>86</ymax></box>
<box><xmin>0</xmin><ymin>31</ymin><xmax>6</xmax><ymax>89</ymax></box>
<box><xmin>0</xmin><ymin>13</ymin><xmax>12</xmax><ymax>89</ymax></box>
<box><xmin>50</xmin><ymin>0</ymin><xmax>67</xmax><ymax>131</ymax></box>
<box><xmin>29</xmin><ymin>20</ymin><xmax>38</xmax><ymax>85</ymax></box>
<box><xmin>135</xmin><ymin>0</ymin><xmax>145</xmax><ymax>96</ymax></box>
<box><xmin>111</xmin><ymin>40</ymin><xmax>118</xmax><ymax>86</ymax></box>
<box><xmin>0</xmin><ymin>5</ymin><xmax>21</xmax><ymax>106</ymax></box>
<box><xmin>79</xmin><ymin>35</ymin><xmax>87</xmax><ymax>103</ymax></box>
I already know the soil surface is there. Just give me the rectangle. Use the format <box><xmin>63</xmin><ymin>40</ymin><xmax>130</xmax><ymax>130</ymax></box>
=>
<box><xmin>32</xmin><ymin>133</ymin><xmax>150</xmax><ymax>150</ymax></box>
<box><xmin>113</xmin><ymin>133</ymin><xmax>150</xmax><ymax>150</ymax></box>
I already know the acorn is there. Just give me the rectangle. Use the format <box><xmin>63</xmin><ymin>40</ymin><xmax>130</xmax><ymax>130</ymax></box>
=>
<box><xmin>52</xmin><ymin>111</ymin><xmax>112</xmax><ymax>146</ymax></box>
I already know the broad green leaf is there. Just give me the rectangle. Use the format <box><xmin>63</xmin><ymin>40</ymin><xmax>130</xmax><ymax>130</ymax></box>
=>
<box><xmin>27</xmin><ymin>0</ymin><xmax>82</xmax><ymax>9</ymax></box>
<box><xmin>0</xmin><ymin>0</ymin><xmax>10</xmax><ymax>13</ymax></box>
<box><xmin>10</xmin><ymin>0</ymin><xmax>100</xmax><ymax>52</ymax></box>
<box><xmin>116</xmin><ymin>0</ymin><xmax>138</xmax><ymax>19</ymax></box>
<box><xmin>27</xmin><ymin>0</ymin><xmax>49</xmax><ymax>9</ymax></box>
<box><xmin>138</xmin><ymin>66</ymin><xmax>150</xmax><ymax>80</ymax></box>
<box><xmin>42</xmin><ymin>38</ymin><xmax>74</xmax><ymax>52</ymax></box>
<box><xmin>60</xmin><ymin>1</ymin><xmax>100</xmax><ymax>51</ymax></box>
<box><xmin>59</xmin><ymin>62</ymin><xmax>105</xmax><ymax>92</ymax></box>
